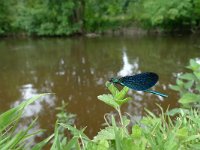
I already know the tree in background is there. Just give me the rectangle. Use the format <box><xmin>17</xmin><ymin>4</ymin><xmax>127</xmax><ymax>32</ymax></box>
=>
<box><xmin>0</xmin><ymin>0</ymin><xmax>12</xmax><ymax>35</ymax></box>
<box><xmin>13</xmin><ymin>0</ymin><xmax>83</xmax><ymax>36</ymax></box>
<box><xmin>1</xmin><ymin>0</ymin><xmax>200</xmax><ymax>36</ymax></box>
<box><xmin>131</xmin><ymin>0</ymin><xmax>200</xmax><ymax>31</ymax></box>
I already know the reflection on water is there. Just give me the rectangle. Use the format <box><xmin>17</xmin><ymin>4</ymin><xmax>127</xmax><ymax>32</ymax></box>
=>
<box><xmin>118</xmin><ymin>49</ymin><xmax>135</xmax><ymax>76</ymax></box>
<box><xmin>0</xmin><ymin>35</ymin><xmax>200</xmax><ymax>142</ymax></box>
<box><xmin>13</xmin><ymin>84</ymin><xmax>55</xmax><ymax>117</ymax></box>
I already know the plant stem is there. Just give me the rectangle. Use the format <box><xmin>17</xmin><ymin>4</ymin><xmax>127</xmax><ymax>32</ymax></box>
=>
<box><xmin>79</xmin><ymin>135</ymin><xmax>85</xmax><ymax>150</ymax></box>
<box><xmin>117</xmin><ymin>107</ymin><xmax>123</xmax><ymax>126</ymax></box>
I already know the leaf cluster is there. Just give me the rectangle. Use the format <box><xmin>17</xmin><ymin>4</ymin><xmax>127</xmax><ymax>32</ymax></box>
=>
<box><xmin>170</xmin><ymin>59</ymin><xmax>200</xmax><ymax>107</ymax></box>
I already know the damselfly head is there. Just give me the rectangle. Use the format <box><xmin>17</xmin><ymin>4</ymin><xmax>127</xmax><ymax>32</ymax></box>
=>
<box><xmin>109</xmin><ymin>78</ymin><xmax>119</xmax><ymax>83</ymax></box>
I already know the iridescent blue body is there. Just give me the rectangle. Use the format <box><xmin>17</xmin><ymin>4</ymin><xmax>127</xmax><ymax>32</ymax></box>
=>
<box><xmin>110</xmin><ymin>72</ymin><xmax>168</xmax><ymax>98</ymax></box>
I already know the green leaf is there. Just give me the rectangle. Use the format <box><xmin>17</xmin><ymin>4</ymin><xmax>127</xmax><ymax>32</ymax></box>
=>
<box><xmin>32</xmin><ymin>134</ymin><xmax>54</xmax><ymax>150</ymax></box>
<box><xmin>111</xmin><ymin>115</ymin><xmax>117</xmax><ymax>127</ymax></box>
<box><xmin>85</xmin><ymin>142</ymin><xmax>98</xmax><ymax>150</ymax></box>
<box><xmin>97</xmin><ymin>94</ymin><xmax>119</xmax><ymax>109</ymax></box>
<box><xmin>176</xmin><ymin>79</ymin><xmax>184</xmax><ymax>86</ymax></box>
<box><xmin>64</xmin><ymin>137</ymin><xmax>79</xmax><ymax>150</ymax></box>
<box><xmin>93</xmin><ymin>126</ymin><xmax>115</xmax><ymax>142</ymax></box>
<box><xmin>2</xmin><ymin>118</ymin><xmax>39</xmax><ymax>150</ymax></box>
<box><xmin>183</xmin><ymin>134</ymin><xmax>200</xmax><ymax>143</ymax></box>
<box><xmin>0</xmin><ymin>107</ymin><xmax>21</xmax><ymax>133</ymax></box>
<box><xmin>168</xmin><ymin>8</ymin><xmax>178</xmax><ymax>20</ymax></box>
<box><xmin>169</xmin><ymin>85</ymin><xmax>181</xmax><ymax>91</ymax></box>
<box><xmin>97</xmin><ymin>140</ymin><xmax>109</xmax><ymax>150</ymax></box>
<box><xmin>114</xmin><ymin>127</ymin><xmax>123</xmax><ymax>150</ymax></box>
<box><xmin>187</xmin><ymin>59</ymin><xmax>200</xmax><ymax>71</ymax></box>
<box><xmin>194</xmin><ymin>71</ymin><xmax>200</xmax><ymax>80</ymax></box>
<box><xmin>122</xmin><ymin>116</ymin><xmax>130</xmax><ymax>127</ymax></box>
<box><xmin>179</xmin><ymin>73</ymin><xmax>196</xmax><ymax>80</ymax></box>
<box><xmin>2</xmin><ymin>131</ymin><xmax>26</xmax><ymax>150</ymax></box>
<box><xmin>190</xmin><ymin>144</ymin><xmax>200</xmax><ymax>149</ymax></box>
<box><xmin>152</xmin><ymin>15</ymin><xmax>164</xmax><ymax>25</ymax></box>
<box><xmin>115</xmin><ymin>86</ymin><xmax>129</xmax><ymax>100</ymax></box>
<box><xmin>59</xmin><ymin>123</ymin><xmax>88</xmax><ymax>140</ymax></box>
<box><xmin>179</xmin><ymin>93</ymin><xmax>200</xmax><ymax>104</ymax></box>
<box><xmin>50</xmin><ymin>122</ymin><xmax>61</xmax><ymax>150</ymax></box>
<box><xmin>131</xmin><ymin>125</ymin><xmax>142</xmax><ymax>139</ymax></box>
<box><xmin>115</xmin><ymin>97</ymin><xmax>132</xmax><ymax>106</ymax></box>
<box><xmin>183</xmin><ymin>80</ymin><xmax>194</xmax><ymax>89</ymax></box>
<box><xmin>0</xmin><ymin>94</ymin><xmax>47</xmax><ymax>133</ymax></box>
<box><xmin>121</xmin><ymin>138</ymin><xmax>135</xmax><ymax>150</ymax></box>
<box><xmin>176</xmin><ymin>127</ymin><xmax>188</xmax><ymax>140</ymax></box>
<box><xmin>106</xmin><ymin>81</ymin><xmax>119</xmax><ymax>96</ymax></box>
<box><xmin>166</xmin><ymin>108</ymin><xmax>189</xmax><ymax>116</ymax></box>
<box><xmin>195</xmin><ymin>84</ymin><xmax>200</xmax><ymax>91</ymax></box>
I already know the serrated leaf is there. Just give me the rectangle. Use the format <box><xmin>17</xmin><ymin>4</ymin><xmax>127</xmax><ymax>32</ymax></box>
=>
<box><xmin>59</xmin><ymin>123</ymin><xmax>88</xmax><ymax>140</ymax></box>
<box><xmin>93</xmin><ymin>126</ymin><xmax>115</xmax><ymax>142</ymax></box>
<box><xmin>115</xmin><ymin>97</ymin><xmax>132</xmax><ymax>106</ymax></box>
<box><xmin>106</xmin><ymin>82</ymin><xmax>119</xmax><ymax>96</ymax></box>
<box><xmin>97</xmin><ymin>94</ymin><xmax>119</xmax><ymax>109</ymax></box>
<box><xmin>179</xmin><ymin>93</ymin><xmax>200</xmax><ymax>104</ymax></box>
<box><xmin>115</xmin><ymin>86</ymin><xmax>129</xmax><ymax>100</ymax></box>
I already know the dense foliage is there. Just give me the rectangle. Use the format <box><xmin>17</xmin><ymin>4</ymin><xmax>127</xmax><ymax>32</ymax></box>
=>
<box><xmin>170</xmin><ymin>59</ymin><xmax>200</xmax><ymax>107</ymax></box>
<box><xmin>1</xmin><ymin>0</ymin><xmax>200</xmax><ymax>36</ymax></box>
<box><xmin>132</xmin><ymin>0</ymin><xmax>200</xmax><ymax>31</ymax></box>
<box><xmin>13</xmin><ymin>0</ymin><xmax>83</xmax><ymax>36</ymax></box>
<box><xmin>0</xmin><ymin>0</ymin><xmax>12</xmax><ymax>35</ymax></box>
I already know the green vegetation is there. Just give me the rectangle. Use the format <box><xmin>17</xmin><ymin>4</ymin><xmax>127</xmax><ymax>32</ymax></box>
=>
<box><xmin>170</xmin><ymin>59</ymin><xmax>200</xmax><ymax>108</ymax></box>
<box><xmin>0</xmin><ymin>59</ymin><xmax>200</xmax><ymax>149</ymax></box>
<box><xmin>0</xmin><ymin>0</ymin><xmax>200</xmax><ymax>36</ymax></box>
<box><xmin>132</xmin><ymin>0</ymin><xmax>200</xmax><ymax>31</ymax></box>
<box><xmin>0</xmin><ymin>94</ymin><xmax>52</xmax><ymax>149</ymax></box>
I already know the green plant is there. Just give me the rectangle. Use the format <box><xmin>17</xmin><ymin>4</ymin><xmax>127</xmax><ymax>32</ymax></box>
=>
<box><xmin>0</xmin><ymin>94</ymin><xmax>52</xmax><ymax>150</ymax></box>
<box><xmin>131</xmin><ymin>0</ymin><xmax>200</xmax><ymax>31</ymax></box>
<box><xmin>89</xmin><ymin>82</ymin><xmax>200</xmax><ymax>150</ymax></box>
<box><xmin>50</xmin><ymin>101</ymin><xmax>80</xmax><ymax>150</ymax></box>
<box><xmin>97</xmin><ymin>82</ymin><xmax>132</xmax><ymax>126</ymax></box>
<box><xmin>170</xmin><ymin>59</ymin><xmax>200</xmax><ymax>107</ymax></box>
